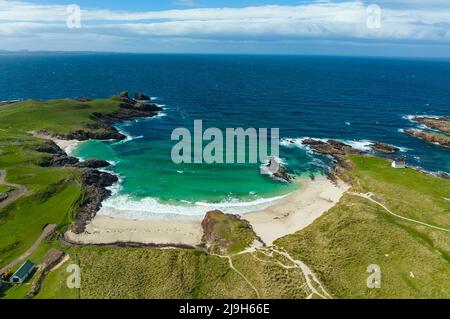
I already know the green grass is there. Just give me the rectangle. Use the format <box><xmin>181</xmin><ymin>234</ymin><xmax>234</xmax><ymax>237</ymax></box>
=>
<box><xmin>35</xmin><ymin>245</ymin><xmax>317</xmax><ymax>299</ymax></box>
<box><xmin>204</xmin><ymin>211</ymin><xmax>258</xmax><ymax>255</ymax></box>
<box><xmin>276</xmin><ymin>156</ymin><xmax>450</xmax><ymax>298</ymax></box>
<box><xmin>0</xmin><ymin>98</ymin><xmax>122</xmax><ymax>269</ymax></box>
<box><xmin>0</xmin><ymin>185</ymin><xmax>14</xmax><ymax>194</ymax></box>
<box><xmin>0</xmin><ymin>98</ymin><xmax>121</xmax><ymax>136</ymax></box>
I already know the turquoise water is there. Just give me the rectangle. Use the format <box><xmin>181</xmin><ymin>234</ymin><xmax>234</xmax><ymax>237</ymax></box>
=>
<box><xmin>1</xmin><ymin>54</ymin><xmax>449</xmax><ymax>220</ymax></box>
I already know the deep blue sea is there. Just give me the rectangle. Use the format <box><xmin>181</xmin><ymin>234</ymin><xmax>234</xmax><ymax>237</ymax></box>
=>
<box><xmin>1</xmin><ymin>54</ymin><xmax>449</xmax><ymax>219</ymax></box>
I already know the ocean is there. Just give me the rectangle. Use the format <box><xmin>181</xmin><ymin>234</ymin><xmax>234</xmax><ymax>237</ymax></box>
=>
<box><xmin>1</xmin><ymin>53</ymin><xmax>449</xmax><ymax>220</ymax></box>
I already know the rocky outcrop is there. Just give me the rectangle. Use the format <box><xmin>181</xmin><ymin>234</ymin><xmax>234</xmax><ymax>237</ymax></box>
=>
<box><xmin>75</xmin><ymin>159</ymin><xmax>111</xmax><ymax>169</ymax></box>
<box><xmin>370</xmin><ymin>142</ymin><xmax>400</xmax><ymax>154</ymax></box>
<box><xmin>134</xmin><ymin>91</ymin><xmax>151</xmax><ymax>101</ymax></box>
<box><xmin>39</xmin><ymin>154</ymin><xmax>79</xmax><ymax>167</ymax></box>
<box><xmin>411</xmin><ymin>116</ymin><xmax>450</xmax><ymax>134</ymax></box>
<box><xmin>201</xmin><ymin>210</ymin><xmax>260</xmax><ymax>255</ymax></box>
<box><xmin>72</xmin><ymin>169</ymin><xmax>118</xmax><ymax>234</ymax></box>
<box><xmin>265</xmin><ymin>157</ymin><xmax>292</xmax><ymax>183</ymax></box>
<box><xmin>405</xmin><ymin>129</ymin><xmax>450</xmax><ymax>149</ymax></box>
<box><xmin>36</xmin><ymin>140</ymin><xmax>65</xmax><ymax>156</ymax></box>
<box><xmin>301</xmin><ymin>139</ymin><xmax>364</xmax><ymax>183</ymax></box>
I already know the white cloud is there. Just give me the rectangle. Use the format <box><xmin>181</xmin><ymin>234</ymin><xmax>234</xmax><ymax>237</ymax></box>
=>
<box><xmin>0</xmin><ymin>0</ymin><xmax>449</xmax><ymax>52</ymax></box>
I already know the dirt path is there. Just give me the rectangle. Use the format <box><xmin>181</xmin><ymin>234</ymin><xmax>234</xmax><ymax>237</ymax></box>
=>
<box><xmin>211</xmin><ymin>253</ymin><xmax>260</xmax><ymax>298</ymax></box>
<box><xmin>0</xmin><ymin>224</ymin><xmax>58</xmax><ymax>274</ymax></box>
<box><xmin>349</xmin><ymin>192</ymin><xmax>450</xmax><ymax>233</ymax></box>
<box><xmin>0</xmin><ymin>170</ymin><xmax>28</xmax><ymax>209</ymax></box>
<box><xmin>270</xmin><ymin>247</ymin><xmax>332</xmax><ymax>299</ymax></box>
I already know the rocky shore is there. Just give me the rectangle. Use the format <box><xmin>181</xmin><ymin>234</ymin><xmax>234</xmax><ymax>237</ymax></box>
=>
<box><xmin>39</xmin><ymin>91</ymin><xmax>163</xmax><ymax>141</ymax></box>
<box><xmin>34</xmin><ymin>92</ymin><xmax>162</xmax><ymax>233</ymax></box>
<box><xmin>405</xmin><ymin>129</ymin><xmax>450</xmax><ymax>149</ymax></box>
<box><xmin>411</xmin><ymin>116</ymin><xmax>450</xmax><ymax>134</ymax></box>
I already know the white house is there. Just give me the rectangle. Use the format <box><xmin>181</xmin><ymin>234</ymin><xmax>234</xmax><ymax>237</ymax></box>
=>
<box><xmin>392</xmin><ymin>159</ymin><xmax>406</xmax><ymax>169</ymax></box>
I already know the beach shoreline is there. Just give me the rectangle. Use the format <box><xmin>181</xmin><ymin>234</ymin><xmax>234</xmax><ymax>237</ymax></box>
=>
<box><xmin>65</xmin><ymin>175</ymin><xmax>349</xmax><ymax>247</ymax></box>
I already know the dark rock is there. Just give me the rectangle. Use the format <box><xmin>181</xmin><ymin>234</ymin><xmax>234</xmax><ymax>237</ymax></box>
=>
<box><xmin>0</xmin><ymin>193</ymin><xmax>9</xmax><ymax>202</ymax></box>
<box><xmin>40</xmin><ymin>155</ymin><xmax>79</xmax><ymax>167</ymax></box>
<box><xmin>134</xmin><ymin>91</ymin><xmax>151</xmax><ymax>101</ymax></box>
<box><xmin>76</xmin><ymin>159</ymin><xmax>111</xmax><ymax>169</ymax></box>
<box><xmin>36</xmin><ymin>141</ymin><xmax>65</xmax><ymax>155</ymax></box>
<box><xmin>80</xmin><ymin>168</ymin><xmax>118</xmax><ymax>188</ymax></box>
<box><xmin>134</xmin><ymin>102</ymin><xmax>163</xmax><ymax>112</ymax></box>
<box><xmin>266</xmin><ymin>157</ymin><xmax>291</xmax><ymax>183</ymax></box>
<box><xmin>411</xmin><ymin>116</ymin><xmax>450</xmax><ymax>134</ymax></box>
<box><xmin>405</xmin><ymin>129</ymin><xmax>450</xmax><ymax>149</ymax></box>
<box><xmin>63</xmin><ymin>128</ymin><xmax>126</xmax><ymax>141</ymax></box>
<box><xmin>119</xmin><ymin>91</ymin><xmax>129</xmax><ymax>99</ymax></box>
<box><xmin>370</xmin><ymin>142</ymin><xmax>400</xmax><ymax>154</ymax></box>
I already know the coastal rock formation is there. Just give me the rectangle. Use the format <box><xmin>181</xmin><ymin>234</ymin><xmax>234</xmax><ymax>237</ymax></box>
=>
<box><xmin>405</xmin><ymin>129</ymin><xmax>450</xmax><ymax>149</ymax></box>
<box><xmin>134</xmin><ymin>91</ymin><xmax>151</xmax><ymax>101</ymax></box>
<box><xmin>411</xmin><ymin>116</ymin><xmax>450</xmax><ymax>134</ymax></box>
<box><xmin>72</xmin><ymin>169</ymin><xmax>119</xmax><ymax>233</ymax></box>
<box><xmin>36</xmin><ymin>140</ymin><xmax>65</xmax><ymax>155</ymax></box>
<box><xmin>201</xmin><ymin>210</ymin><xmax>260</xmax><ymax>255</ymax></box>
<box><xmin>81</xmin><ymin>168</ymin><xmax>118</xmax><ymax>188</ymax></box>
<box><xmin>75</xmin><ymin>159</ymin><xmax>111</xmax><ymax>169</ymax></box>
<box><xmin>301</xmin><ymin>139</ymin><xmax>363</xmax><ymax>183</ymax></box>
<box><xmin>266</xmin><ymin>157</ymin><xmax>292</xmax><ymax>183</ymax></box>
<box><xmin>39</xmin><ymin>154</ymin><xmax>79</xmax><ymax>167</ymax></box>
<box><xmin>370</xmin><ymin>142</ymin><xmax>400</xmax><ymax>154</ymax></box>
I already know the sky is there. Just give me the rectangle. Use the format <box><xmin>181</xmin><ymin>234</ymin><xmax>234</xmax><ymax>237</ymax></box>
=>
<box><xmin>0</xmin><ymin>0</ymin><xmax>450</xmax><ymax>57</ymax></box>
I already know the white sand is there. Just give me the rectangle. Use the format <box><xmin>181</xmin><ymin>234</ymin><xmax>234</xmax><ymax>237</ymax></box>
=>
<box><xmin>65</xmin><ymin>176</ymin><xmax>349</xmax><ymax>247</ymax></box>
<box><xmin>65</xmin><ymin>217</ymin><xmax>203</xmax><ymax>246</ymax></box>
<box><xmin>31</xmin><ymin>131</ymin><xmax>82</xmax><ymax>155</ymax></box>
<box><xmin>244</xmin><ymin>176</ymin><xmax>349</xmax><ymax>246</ymax></box>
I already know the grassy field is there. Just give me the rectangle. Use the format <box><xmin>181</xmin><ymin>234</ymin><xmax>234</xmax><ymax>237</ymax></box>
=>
<box><xmin>0</xmin><ymin>98</ymin><xmax>121</xmax><ymax>269</ymax></box>
<box><xmin>276</xmin><ymin>156</ymin><xmax>450</xmax><ymax>298</ymax></box>
<box><xmin>33</xmin><ymin>245</ymin><xmax>315</xmax><ymax>299</ymax></box>
<box><xmin>0</xmin><ymin>98</ymin><xmax>121</xmax><ymax>136</ymax></box>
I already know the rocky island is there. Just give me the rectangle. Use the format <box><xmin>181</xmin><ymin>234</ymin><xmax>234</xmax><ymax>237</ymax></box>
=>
<box><xmin>404</xmin><ymin>116</ymin><xmax>450</xmax><ymax>149</ymax></box>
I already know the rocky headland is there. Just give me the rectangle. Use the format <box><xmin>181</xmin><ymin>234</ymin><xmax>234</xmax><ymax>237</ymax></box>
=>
<box><xmin>34</xmin><ymin>92</ymin><xmax>162</xmax><ymax>233</ymax></box>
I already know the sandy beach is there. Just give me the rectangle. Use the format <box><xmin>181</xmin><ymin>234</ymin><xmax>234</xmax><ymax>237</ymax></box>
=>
<box><xmin>65</xmin><ymin>175</ymin><xmax>349</xmax><ymax>247</ymax></box>
<box><xmin>32</xmin><ymin>131</ymin><xmax>82</xmax><ymax>155</ymax></box>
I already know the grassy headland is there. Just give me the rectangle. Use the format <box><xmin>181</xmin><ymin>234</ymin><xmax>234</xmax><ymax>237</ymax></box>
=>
<box><xmin>276</xmin><ymin>156</ymin><xmax>450</xmax><ymax>298</ymax></box>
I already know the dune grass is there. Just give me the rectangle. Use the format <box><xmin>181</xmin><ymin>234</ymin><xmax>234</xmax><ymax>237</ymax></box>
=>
<box><xmin>276</xmin><ymin>156</ymin><xmax>450</xmax><ymax>298</ymax></box>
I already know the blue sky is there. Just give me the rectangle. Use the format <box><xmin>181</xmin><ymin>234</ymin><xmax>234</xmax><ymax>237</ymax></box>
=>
<box><xmin>1</xmin><ymin>0</ymin><xmax>450</xmax><ymax>57</ymax></box>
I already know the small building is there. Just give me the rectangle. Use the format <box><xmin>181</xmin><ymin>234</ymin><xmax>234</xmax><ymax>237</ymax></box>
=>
<box><xmin>392</xmin><ymin>159</ymin><xmax>406</xmax><ymax>169</ymax></box>
<box><xmin>9</xmin><ymin>260</ymin><xmax>35</xmax><ymax>284</ymax></box>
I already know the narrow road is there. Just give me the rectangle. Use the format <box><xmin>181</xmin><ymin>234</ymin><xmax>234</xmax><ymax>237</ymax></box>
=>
<box><xmin>0</xmin><ymin>169</ymin><xmax>28</xmax><ymax>209</ymax></box>
<box><xmin>349</xmin><ymin>192</ymin><xmax>450</xmax><ymax>233</ymax></box>
<box><xmin>0</xmin><ymin>224</ymin><xmax>58</xmax><ymax>274</ymax></box>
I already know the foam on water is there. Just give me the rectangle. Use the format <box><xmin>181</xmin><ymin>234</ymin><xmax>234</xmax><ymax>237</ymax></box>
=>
<box><xmin>97</xmin><ymin>192</ymin><xmax>290</xmax><ymax>221</ymax></box>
